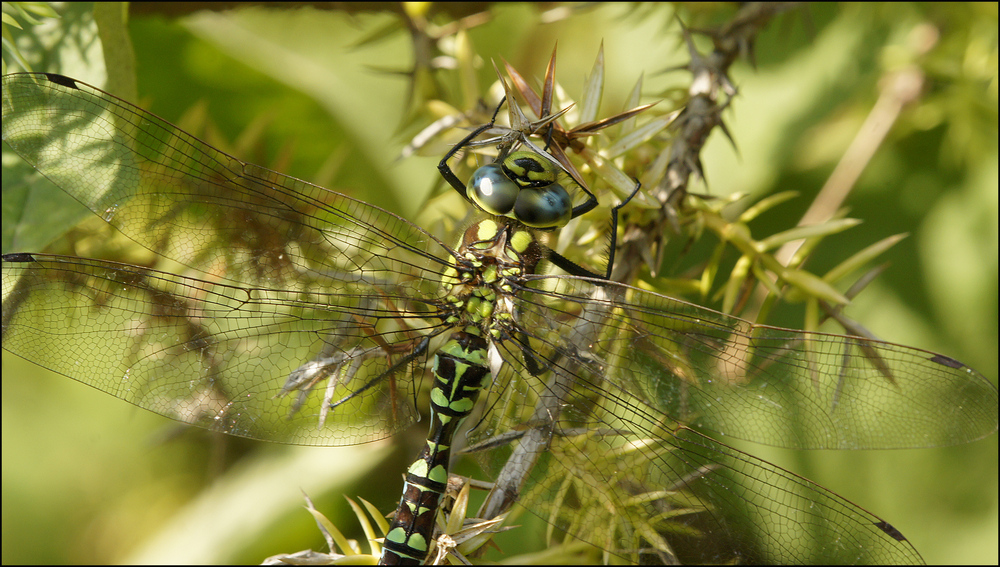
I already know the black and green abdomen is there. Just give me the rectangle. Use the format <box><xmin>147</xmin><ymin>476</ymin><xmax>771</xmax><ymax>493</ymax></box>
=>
<box><xmin>380</xmin><ymin>326</ymin><xmax>490</xmax><ymax>565</ymax></box>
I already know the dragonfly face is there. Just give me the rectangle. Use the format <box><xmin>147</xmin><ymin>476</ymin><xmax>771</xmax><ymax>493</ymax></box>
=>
<box><xmin>2</xmin><ymin>73</ymin><xmax>997</xmax><ymax>565</ymax></box>
<box><xmin>437</xmin><ymin>98</ymin><xmax>600</xmax><ymax>233</ymax></box>
<box><xmin>465</xmin><ymin>152</ymin><xmax>574</xmax><ymax>228</ymax></box>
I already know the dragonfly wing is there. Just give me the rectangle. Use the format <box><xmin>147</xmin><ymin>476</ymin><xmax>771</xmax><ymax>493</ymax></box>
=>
<box><xmin>515</xmin><ymin>274</ymin><xmax>998</xmax><ymax>451</ymax></box>
<box><xmin>459</xmin><ymin>272</ymin><xmax>996</xmax><ymax>562</ymax></box>
<box><xmin>2</xmin><ymin>73</ymin><xmax>456</xmax><ymax>445</ymax></box>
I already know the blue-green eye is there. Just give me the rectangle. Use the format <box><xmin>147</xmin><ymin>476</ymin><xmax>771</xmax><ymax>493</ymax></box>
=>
<box><xmin>467</xmin><ymin>163</ymin><xmax>519</xmax><ymax>217</ymax></box>
<box><xmin>514</xmin><ymin>183</ymin><xmax>572</xmax><ymax>228</ymax></box>
<box><xmin>462</xmin><ymin>151</ymin><xmax>579</xmax><ymax>228</ymax></box>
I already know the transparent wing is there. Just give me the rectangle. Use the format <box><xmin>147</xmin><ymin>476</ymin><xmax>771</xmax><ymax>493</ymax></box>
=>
<box><xmin>462</xmin><ymin>274</ymin><xmax>997</xmax><ymax>563</ymax></box>
<box><xmin>2</xmin><ymin>72</ymin><xmax>456</xmax><ymax>445</ymax></box>
<box><xmin>510</xmin><ymin>274</ymin><xmax>997</xmax><ymax>451</ymax></box>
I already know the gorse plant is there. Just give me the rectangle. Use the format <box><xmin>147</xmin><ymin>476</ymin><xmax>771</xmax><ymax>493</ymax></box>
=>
<box><xmin>2</xmin><ymin>3</ymin><xmax>996</xmax><ymax>565</ymax></box>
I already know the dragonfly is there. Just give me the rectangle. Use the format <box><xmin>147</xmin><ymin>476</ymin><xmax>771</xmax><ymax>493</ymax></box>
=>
<box><xmin>2</xmin><ymin>73</ymin><xmax>997</xmax><ymax>565</ymax></box>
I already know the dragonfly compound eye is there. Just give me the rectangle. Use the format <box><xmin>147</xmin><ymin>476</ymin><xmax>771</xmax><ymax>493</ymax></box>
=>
<box><xmin>467</xmin><ymin>163</ymin><xmax>519</xmax><ymax>217</ymax></box>
<box><xmin>513</xmin><ymin>183</ymin><xmax>572</xmax><ymax>228</ymax></box>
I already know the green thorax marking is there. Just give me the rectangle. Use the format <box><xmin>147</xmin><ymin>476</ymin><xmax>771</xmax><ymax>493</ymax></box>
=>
<box><xmin>441</xmin><ymin>219</ymin><xmax>542</xmax><ymax>332</ymax></box>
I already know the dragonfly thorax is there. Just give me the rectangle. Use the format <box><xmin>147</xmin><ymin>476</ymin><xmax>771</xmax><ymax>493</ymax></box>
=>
<box><xmin>441</xmin><ymin>219</ymin><xmax>541</xmax><ymax>337</ymax></box>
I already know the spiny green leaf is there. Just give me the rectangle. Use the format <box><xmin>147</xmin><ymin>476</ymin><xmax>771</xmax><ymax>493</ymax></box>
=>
<box><xmin>738</xmin><ymin>190</ymin><xmax>800</xmax><ymax>223</ymax></box>
<box><xmin>824</xmin><ymin>233</ymin><xmax>907</xmax><ymax>285</ymax></box>
<box><xmin>723</xmin><ymin>254</ymin><xmax>753</xmax><ymax>313</ymax></box>
<box><xmin>758</xmin><ymin>218</ymin><xmax>862</xmax><ymax>252</ymax></box>
<box><xmin>619</xmin><ymin>72</ymin><xmax>645</xmax><ymax>136</ymax></box>
<box><xmin>776</xmin><ymin>265</ymin><xmax>851</xmax><ymax>305</ymax></box>
<box><xmin>580</xmin><ymin>43</ymin><xmax>605</xmax><ymax>124</ymax></box>
<box><xmin>305</xmin><ymin>502</ymin><xmax>358</xmax><ymax>556</ymax></box>
<box><xmin>345</xmin><ymin>496</ymin><xmax>382</xmax><ymax>556</ymax></box>
<box><xmin>606</xmin><ymin>109</ymin><xmax>678</xmax><ymax>158</ymax></box>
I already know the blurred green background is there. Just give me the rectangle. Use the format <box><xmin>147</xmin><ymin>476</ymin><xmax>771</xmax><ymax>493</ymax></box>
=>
<box><xmin>2</xmin><ymin>3</ymin><xmax>996</xmax><ymax>564</ymax></box>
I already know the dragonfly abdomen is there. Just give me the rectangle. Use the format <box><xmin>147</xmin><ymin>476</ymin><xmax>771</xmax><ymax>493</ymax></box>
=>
<box><xmin>380</xmin><ymin>326</ymin><xmax>491</xmax><ymax>565</ymax></box>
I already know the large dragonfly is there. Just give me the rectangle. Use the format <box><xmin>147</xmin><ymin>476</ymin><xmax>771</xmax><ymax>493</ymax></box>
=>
<box><xmin>2</xmin><ymin>73</ymin><xmax>997</xmax><ymax>565</ymax></box>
